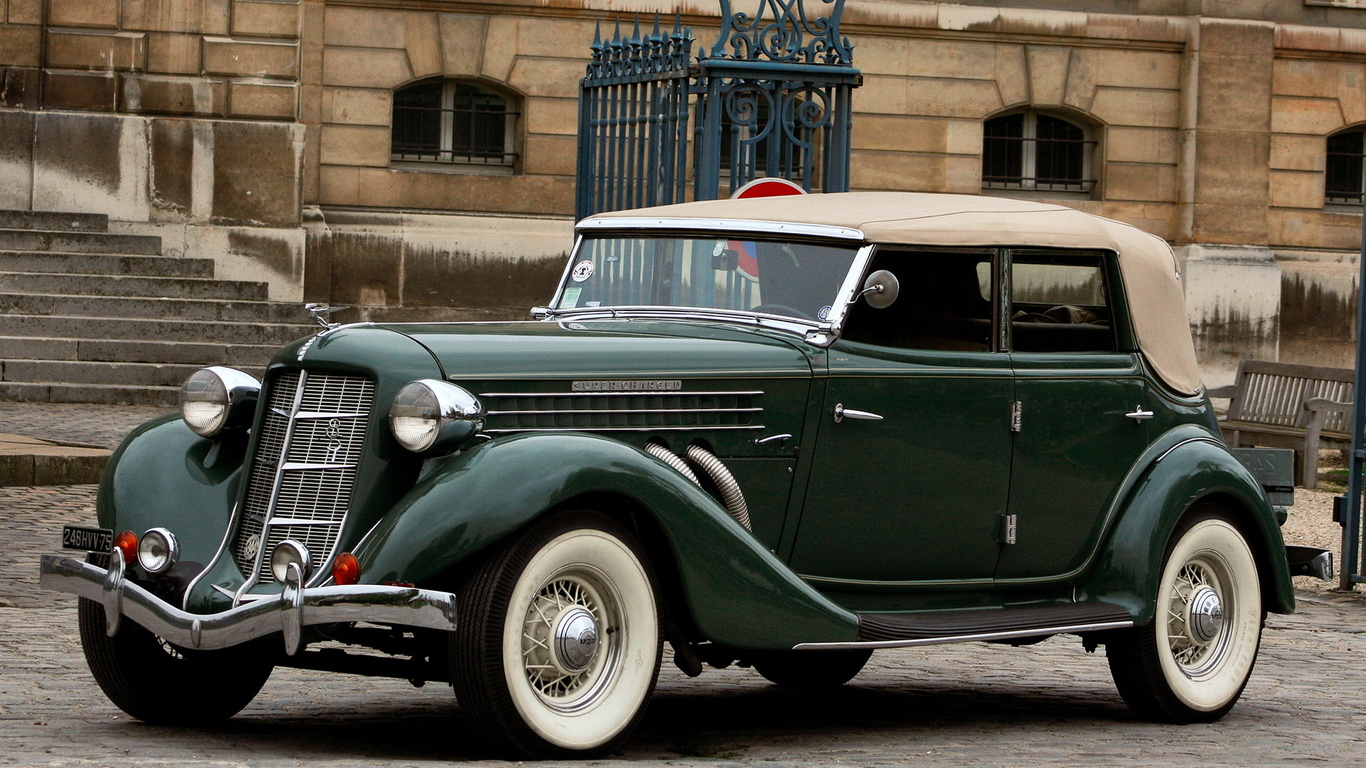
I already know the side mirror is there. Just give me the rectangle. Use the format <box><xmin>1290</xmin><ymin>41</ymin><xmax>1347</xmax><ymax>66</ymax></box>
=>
<box><xmin>859</xmin><ymin>269</ymin><xmax>900</xmax><ymax>309</ymax></box>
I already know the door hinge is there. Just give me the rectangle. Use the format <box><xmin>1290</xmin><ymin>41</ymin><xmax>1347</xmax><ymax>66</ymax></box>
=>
<box><xmin>1000</xmin><ymin>514</ymin><xmax>1018</xmax><ymax>545</ymax></box>
<box><xmin>1010</xmin><ymin>401</ymin><xmax>1023</xmax><ymax>432</ymax></box>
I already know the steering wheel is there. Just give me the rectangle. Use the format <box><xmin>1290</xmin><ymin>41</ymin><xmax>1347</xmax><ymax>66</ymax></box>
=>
<box><xmin>751</xmin><ymin>304</ymin><xmax>814</xmax><ymax>320</ymax></box>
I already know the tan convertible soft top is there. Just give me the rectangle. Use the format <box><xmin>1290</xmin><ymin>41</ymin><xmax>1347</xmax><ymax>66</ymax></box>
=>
<box><xmin>585</xmin><ymin>192</ymin><xmax>1202</xmax><ymax>396</ymax></box>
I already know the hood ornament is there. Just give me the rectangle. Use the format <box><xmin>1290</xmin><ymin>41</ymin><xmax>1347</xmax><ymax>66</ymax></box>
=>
<box><xmin>304</xmin><ymin>303</ymin><xmax>350</xmax><ymax>330</ymax></box>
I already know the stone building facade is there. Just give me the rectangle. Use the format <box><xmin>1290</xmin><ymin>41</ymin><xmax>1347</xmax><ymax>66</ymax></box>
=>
<box><xmin>3</xmin><ymin>0</ymin><xmax>1366</xmax><ymax>384</ymax></box>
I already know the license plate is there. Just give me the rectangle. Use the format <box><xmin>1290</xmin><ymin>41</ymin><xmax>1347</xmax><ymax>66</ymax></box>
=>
<box><xmin>62</xmin><ymin>525</ymin><xmax>113</xmax><ymax>552</ymax></box>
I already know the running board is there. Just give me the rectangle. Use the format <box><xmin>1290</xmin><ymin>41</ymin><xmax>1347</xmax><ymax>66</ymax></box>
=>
<box><xmin>794</xmin><ymin>602</ymin><xmax>1133</xmax><ymax>650</ymax></box>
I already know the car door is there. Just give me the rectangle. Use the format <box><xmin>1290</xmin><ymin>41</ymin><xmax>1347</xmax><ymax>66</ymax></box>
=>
<box><xmin>788</xmin><ymin>249</ymin><xmax>1014</xmax><ymax>586</ymax></box>
<box><xmin>995</xmin><ymin>249</ymin><xmax>1153</xmax><ymax>582</ymax></box>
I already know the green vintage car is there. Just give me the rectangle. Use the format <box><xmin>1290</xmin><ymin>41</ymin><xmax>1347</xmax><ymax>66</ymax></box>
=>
<box><xmin>41</xmin><ymin>192</ymin><xmax>1324</xmax><ymax>757</ymax></box>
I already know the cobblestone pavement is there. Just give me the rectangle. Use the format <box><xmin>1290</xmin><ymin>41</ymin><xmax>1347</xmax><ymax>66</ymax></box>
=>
<box><xmin>4</xmin><ymin>485</ymin><xmax>1366</xmax><ymax>766</ymax></box>
<box><xmin>0</xmin><ymin>403</ymin><xmax>169</xmax><ymax>450</ymax></box>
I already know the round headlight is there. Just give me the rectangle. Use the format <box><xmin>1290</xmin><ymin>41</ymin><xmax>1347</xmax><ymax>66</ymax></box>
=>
<box><xmin>270</xmin><ymin>540</ymin><xmax>311</xmax><ymax>584</ymax></box>
<box><xmin>137</xmin><ymin>528</ymin><xmax>179</xmax><ymax>575</ymax></box>
<box><xmin>389</xmin><ymin>380</ymin><xmax>486</xmax><ymax>454</ymax></box>
<box><xmin>179</xmin><ymin>367</ymin><xmax>260</xmax><ymax>437</ymax></box>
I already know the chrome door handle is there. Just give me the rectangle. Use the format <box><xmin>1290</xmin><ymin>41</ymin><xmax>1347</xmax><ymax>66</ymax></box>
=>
<box><xmin>834</xmin><ymin>403</ymin><xmax>884</xmax><ymax>423</ymax></box>
<box><xmin>1125</xmin><ymin>406</ymin><xmax>1154</xmax><ymax>421</ymax></box>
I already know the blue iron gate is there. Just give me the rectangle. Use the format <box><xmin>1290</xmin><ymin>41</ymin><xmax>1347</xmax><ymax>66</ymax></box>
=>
<box><xmin>576</xmin><ymin>0</ymin><xmax>861</xmax><ymax>220</ymax></box>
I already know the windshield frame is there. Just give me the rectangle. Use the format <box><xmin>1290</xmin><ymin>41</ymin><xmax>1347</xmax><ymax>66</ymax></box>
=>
<box><xmin>541</xmin><ymin>219</ymin><xmax>875</xmax><ymax>344</ymax></box>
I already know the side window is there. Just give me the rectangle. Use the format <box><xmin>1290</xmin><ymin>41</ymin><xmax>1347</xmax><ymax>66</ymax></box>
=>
<box><xmin>841</xmin><ymin>250</ymin><xmax>995</xmax><ymax>351</ymax></box>
<box><xmin>1008</xmin><ymin>253</ymin><xmax>1116</xmax><ymax>353</ymax></box>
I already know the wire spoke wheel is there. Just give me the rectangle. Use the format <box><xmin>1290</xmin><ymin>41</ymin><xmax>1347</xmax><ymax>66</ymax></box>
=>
<box><xmin>452</xmin><ymin>511</ymin><xmax>661</xmax><ymax>758</ymax></box>
<box><xmin>1107</xmin><ymin>506</ymin><xmax>1263</xmax><ymax>723</ymax></box>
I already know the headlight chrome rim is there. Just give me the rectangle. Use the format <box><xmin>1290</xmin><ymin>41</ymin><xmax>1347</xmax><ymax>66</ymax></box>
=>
<box><xmin>270</xmin><ymin>540</ymin><xmax>312</xmax><ymax>584</ymax></box>
<box><xmin>137</xmin><ymin>528</ymin><xmax>179</xmax><ymax>575</ymax></box>
<box><xmin>389</xmin><ymin>380</ymin><xmax>486</xmax><ymax>455</ymax></box>
<box><xmin>179</xmin><ymin>366</ymin><xmax>260</xmax><ymax>438</ymax></box>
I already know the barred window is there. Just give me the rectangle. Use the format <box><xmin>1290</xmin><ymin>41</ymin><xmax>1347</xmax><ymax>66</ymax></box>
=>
<box><xmin>983</xmin><ymin>110</ymin><xmax>1096</xmax><ymax>196</ymax></box>
<box><xmin>1326</xmin><ymin>128</ymin><xmax>1365</xmax><ymax>206</ymax></box>
<box><xmin>391</xmin><ymin>80</ymin><xmax>518</xmax><ymax>170</ymax></box>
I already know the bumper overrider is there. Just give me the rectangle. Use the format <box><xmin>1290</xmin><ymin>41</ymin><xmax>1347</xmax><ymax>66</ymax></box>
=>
<box><xmin>39</xmin><ymin>554</ymin><xmax>459</xmax><ymax>656</ymax></box>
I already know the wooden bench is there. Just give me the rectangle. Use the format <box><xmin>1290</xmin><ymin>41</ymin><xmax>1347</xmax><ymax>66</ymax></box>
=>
<box><xmin>1210</xmin><ymin>360</ymin><xmax>1355</xmax><ymax>490</ymax></box>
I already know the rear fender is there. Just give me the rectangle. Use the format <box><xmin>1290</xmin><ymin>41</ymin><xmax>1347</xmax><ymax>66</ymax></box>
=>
<box><xmin>1079</xmin><ymin>427</ymin><xmax>1295</xmax><ymax>623</ymax></box>
<box><xmin>354</xmin><ymin>432</ymin><xmax>859</xmax><ymax>649</ymax></box>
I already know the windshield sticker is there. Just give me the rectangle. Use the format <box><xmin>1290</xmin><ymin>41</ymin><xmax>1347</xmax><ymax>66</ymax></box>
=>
<box><xmin>561</xmin><ymin>287</ymin><xmax>583</xmax><ymax>308</ymax></box>
<box><xmin>818</xmin><ymin>305</ymin><xmax>832</xmax><ymax>321</ymax></box>
<box><xmin>571</xmin><ymin>260</ymin><xmax>595</xmax><ymax>282</ymax></box>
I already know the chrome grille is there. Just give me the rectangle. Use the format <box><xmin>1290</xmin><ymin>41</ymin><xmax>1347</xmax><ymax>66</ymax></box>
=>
<box><xmin>234</xmin><ymin>370</ymin><xmax>375</xmax><ymax>584</ymax></box>
<box><xmin>480</xmin><ymin>390</ymin><xmax>764</xmax><ymax>433</ymax></box>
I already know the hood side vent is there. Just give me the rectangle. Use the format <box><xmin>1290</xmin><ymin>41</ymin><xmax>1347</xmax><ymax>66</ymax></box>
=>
<box><xmin>479</xmin><ymin>390</ymin><xmax>764</xmax><ymax>433</ymax></box>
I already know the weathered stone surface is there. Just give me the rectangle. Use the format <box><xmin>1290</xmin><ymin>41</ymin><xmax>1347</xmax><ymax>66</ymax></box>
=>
<box><xmin>230</xmin><ymin>81</ymin><xmax>297</xmax><ymax>118</ymax></box>
<box><xmin>1026</xmin><ymin>46</ymin><xmax>1070</xmax><ymax>105</ymax></box>
<box><xmin>149</xmin><ymin>118</ymin><xmax>194</xmax><ymax>218</ymax></box>
<box><xmin>438</xmin><ymin>13</ymin><xmax>486</xmax><ymax>77</ymax></box>
<box><xmin>231</xmin><ymin>0</ymin><xmax>301</xmax><ymax>39</ymax></box>
<box><xmin>7</xmin><ymin>0</ymin><xmax>41</xmax><ymax>24</ymax></box>
<box><xmin>907</xmin><ymin>39</ymin><xmax>1000</xmax><ymax>81</ymax></box>
<box><xmin>0</xmin><ymin>109</ymin><xmax>34</xmax><ymax>209</ymax></box>
<box><xmin>322</xmin><ymin>87</ymin><xmax>389</xmax><ymax>125</ymax></box>
<box><xmin>524</xmin><ymin>96</ymin><xmax>576</xmax><ymax>137</ymax></box>
<box><xmin>1104</xmin><ymin>162</ymin><xmax>1179</xmax><ymax>203</ymax></box>
<box><xmin>520</xmin><ymin>134</ymin><xmax>575</xmax><ymax>176</ymax></box>
<box><xmin>856</xmin><ymin>75</ymin><xmax>909</xmax><ymax>115</ymax></box>
<box><xmin>1194</xmin><ymin>129</ymin><xmax>1270</xmax><ymax>206</ymax></box>
<box><xmin>322</xmin><ymin>46</ymin><xmax>410</xmax><ymax>88</ymax></box>
<box><xmin>122</xmin><ymin>0</ymin><xmax>229</xmax><ymax>35</ymax></box>
<box><xmin>41</xmin><ymin>70</ymin><xmax>119</xmax><ymax>111</ymax></box>
<box><xmin>31</xmin><ymin>112</ymin><xmax>150</xmax><ymax>221</ymax></box>
<box><xmin>506</xmin><ymin>56</ymin><xmax>582</xmax><ymax>98</ymax></box>
<box><xmin>1268</xmin><ymin>169</ymin><xmax>1322</xmax><ymax>209</ymax></box>
<box><xmin>47</xmin><ymin>30</ymin><xmax>146</xmax><ymax>72</ymax></box>
<box><xmin>1198</xmin><ymin>52</ymin><xmax>1273</xmax><ymax>132</ymax></box>
<box><xmin>1269</xmin><ymin>96</ymin><xmax>1344</xmax><ymax>135</ymax></box>
<box><xmin>323</xmin><ymin>5</ymin><xmax>405</xmax><ymax>48</ymax></box>
<box><xmin>1090</xmin><ymin>87</ymin><xmax>1180</xmax><ymax>128</ymax></box>
<box><xmin>994</xmin><ymin>44</ymin><xmax>1029</xmax><ymax>107</ymax></box>
<box><xmin>145</xmin><ymin>32</ymin><xmax>202</xmax><ymax>75</ymax></box>
<box><xmin>1190</xmin><ymin>202</ymin><xmax>1268</xmax><ymax>245</ymax></box>
<box><xmin>202</xmin><ymin>36</ymin><xmax>298</xmax><ymax>78</ymax></box>
<box><xmin>1270</xmin><ymin>133</ymin><xmax>1326</xmax><ymax>172</ymax></box>
<box><xmin>480</xmin><ymin>14</ymin><xmax>518</xmax><ymax>82</ymax></box>
<box><xmin>320</xmin><ymin>124</ymin><xmax>389</xmax><ymax>168</ymax></box>
<box><xmin>1270</xmin><ymin>208</ymin><xmax>1363</xmax><ymax>250</ymax></box>
<box><xmin>319</xmin><ymin>229</ymin><xmax>403</xmax><ymax>308</ymax></box>
<box><xmin>211</xmin><ymin>120</ymin><xmax>302</xmax><ymax>226</ymax></box>
<box><xmin>1106</xmin><ymin>127</ymin><xmax>1180</xmax><ymax>164</ymax></box>
<box><xmin>403</xmin><ymin>11</ymin><xmax>441</xmax><ymax>78</ymax></box>
<box><xmin>852</xmin><ymin>150</ymin><xmax>946</xmax><ymax>192</ymax></box>
<box><xmin>906</xmin><ymin>78</ymin><xmax>1002</xmax><ymax>119</ymax></box>
<box><xmin>349</xmin><ymin>166</ymin><xmax>572</xmax><ymax>215</ymax></box>
<box><xmin>0</xmin><ymin>26</ymin><xmax>40</xmax><ymax>67</ymax></box>
<box><xmin>851</xmin><ymin>34</ymin><xmax>909</xmax><ymax>77</ymax></box>
<box><xmin>1</xmin><ymin>67</ymin><xmax>41</xmax><ymax>108</ymax></box>
<box><xmin>48</xmin><ymin>0</ymin><xmax>118</xmax><ymax>27</ymax></box>
<box><xmin>122</xmin><ymin>74</ymin><xmax>225</xmax><ymax>115</ymax></box>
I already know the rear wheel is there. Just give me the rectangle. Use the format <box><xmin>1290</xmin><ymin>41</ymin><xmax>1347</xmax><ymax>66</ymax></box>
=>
<box><xmin>77</xmin><ymin>598</ymin><xmax>275</xmax><ymax>724</ymax></box>
<box><xmin>451</xmin><ymin>511</ymin><xmax>661</xmax><ymax>758</ymax></box>
<box><xmin>752</xmin><ymin>648</ymin><xmax>872</xmax><ymax>689</ymax></box>
<box><xmin>1107</xmin><ymin>506</ymin><xmax>1263</xmax><ymax>723</ymax></box>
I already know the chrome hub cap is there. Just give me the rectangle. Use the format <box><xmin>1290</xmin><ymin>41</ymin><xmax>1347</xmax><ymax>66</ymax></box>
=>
<box><xmin>553</xmin><ymin>606</ymin><xmax>600</xmax><ymax>673</ymax></box>
<box><xmin>1187</xmin><ymin>585</ymin><xmax>1224</xmax><ymax>645</ymax></box>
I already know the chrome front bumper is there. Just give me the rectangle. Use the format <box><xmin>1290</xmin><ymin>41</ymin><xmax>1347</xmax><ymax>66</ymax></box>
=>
<box><xmin>40</xmin><ymin>554</ymin><xmax>459</xmax><ymax>656</ymax></box>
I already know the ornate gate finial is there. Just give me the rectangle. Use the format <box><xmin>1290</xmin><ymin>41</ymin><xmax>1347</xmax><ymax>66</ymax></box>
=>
<box><xmin>707</xmin><ymin>0</ymin><xmax>853</xmax><ymax>65</ymax></box>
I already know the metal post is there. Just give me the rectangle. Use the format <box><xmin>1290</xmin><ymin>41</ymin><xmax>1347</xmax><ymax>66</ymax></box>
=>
<box><xmin>1340</xmin><ymin>184</ymin><xmax>1366</xmax><ymax>589</ymax></box>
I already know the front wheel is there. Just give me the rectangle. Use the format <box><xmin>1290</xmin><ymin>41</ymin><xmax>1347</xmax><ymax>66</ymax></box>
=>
<box><xmin>77</xmin><ymin>598</ymin><xmax>275</xmax><ymax>724</ymax></box>
<box><xmin>1107</xmin><ymin>507</ymin><xmax>1264</xmax><ymax>723</ymax></box>
<box><xmin>451</xmin><ymin>511</ymin><xmax>661</xmax><ymax>758</ymax></box>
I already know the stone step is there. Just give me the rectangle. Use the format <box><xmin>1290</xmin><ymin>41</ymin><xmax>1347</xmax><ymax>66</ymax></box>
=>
<box><xmin>2</xmin><ymin>359</ymin><xmax>266</xmax><ymax>388</ymax></box>
<box><xmin>0</xmin><ymin>210</ymin><xmax>109</xmax><ymax>233</ymax></box>
<box><xmin>0</xmin><ymin>381</ymin><xmax>180</xmax><ymax>407</ymax></box>
<box><xmin>0</xmin><ymin>230</ymin><xmax>161</xmax><ymax>255</ymax></box>
<box><xmin>0</xmin><ymin>336</ymin><xmax>278</xmax><ymax>367</ymax></box>
<box><xmin>0</xmin><ymin>314</ymin><xmax>312</xmax><ymax>346</ymax></box>
<box><xmin>0</xmin><ymin>292</ymin><xmax>310</xmax><ymax>323</ymax></box>
<box><xmin>0</xmin><ymin>251</ymin><xmax>216</xmax><ymax>278</ymax></box>
<box><xmin>0</xmin><ymin>271</ymin><xmax>270</xmax><ymax>301</ymax></box>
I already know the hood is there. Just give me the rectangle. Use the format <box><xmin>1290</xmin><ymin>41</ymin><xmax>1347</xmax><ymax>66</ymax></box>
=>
<box><xmin>381</xmin><ymin>319</ymin><xmax>818</xmax><ymax>381</ymax></box>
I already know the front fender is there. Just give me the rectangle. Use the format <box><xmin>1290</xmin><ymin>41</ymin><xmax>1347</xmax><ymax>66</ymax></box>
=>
<box><xmin>355</xmin><ymin>433</ymin><xmax>859</xmax><ymax>649</ymax></box>
<box><xmin>97</xmin><ymin>414</ymin><xmax>247</xmax><ymax>592</ymax></box>
<box><xmin>1080</xmin><ymin>428</ymin><xmax>1294</xmax><ymax>623</ymax></box>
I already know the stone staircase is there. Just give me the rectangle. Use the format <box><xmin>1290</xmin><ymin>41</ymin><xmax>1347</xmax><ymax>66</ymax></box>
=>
<box><xmin>0</xmin><ymin>210</ymin><xmax>315</xmax><ymax>407</ymax></box>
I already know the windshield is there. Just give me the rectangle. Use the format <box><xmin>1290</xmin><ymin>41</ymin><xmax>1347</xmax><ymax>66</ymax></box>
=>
<box><xmin>553</xmin><ymin>235</ymin><xmax>862</xmax><ymax>323</ymax></box>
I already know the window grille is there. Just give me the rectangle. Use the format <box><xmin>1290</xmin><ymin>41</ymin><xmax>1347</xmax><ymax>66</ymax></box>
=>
<box><xmin>983</xmin><ymin>112</ymin><xmax>1096</xmax><ymax>195</ymax></box>
<box><xmin>391</xmin><ymin>81</ymin><xmax>519</xmax><ymax>168</ymax></box>
<box><xmin>1326</xmin><ymin>129</ymin><xmax>1365</xmax><ymax>206</ymax></box>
